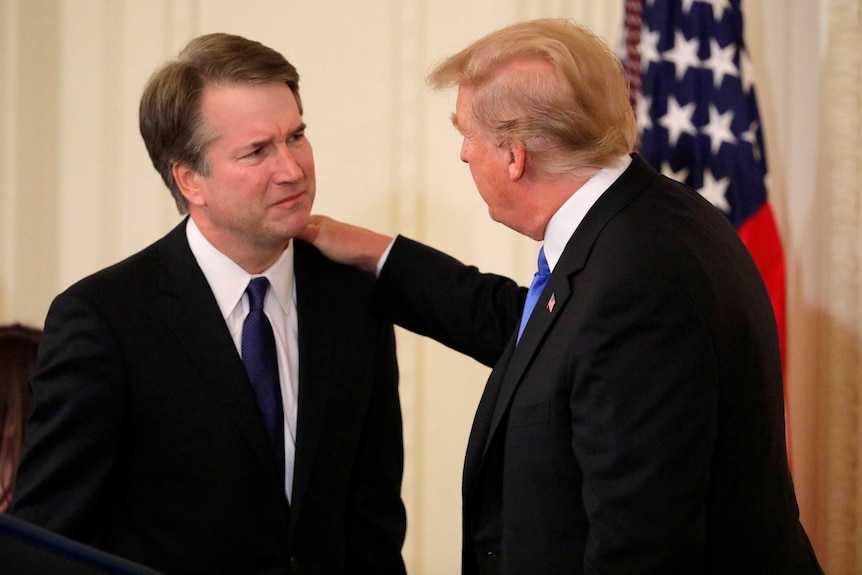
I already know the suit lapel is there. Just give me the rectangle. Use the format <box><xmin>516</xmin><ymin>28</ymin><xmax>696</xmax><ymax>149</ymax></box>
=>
<box><xmin>155</xmin><ymin>220</ymin><xmax>279</xmax><ymax>477</ymax></box>
<box><xmin>488</xmin><ymin>274</ymin><xmax>573</xmax><ymax>430</ymax></box>
<box><xmin>288</xmin><ymin>241</ymin><xmax>334</xmax><ymax>525</ymax></box>
<box><xmin>469</xmin><ymin>155</ymin><xmax>657</xmax><ymax>489</ymax></box>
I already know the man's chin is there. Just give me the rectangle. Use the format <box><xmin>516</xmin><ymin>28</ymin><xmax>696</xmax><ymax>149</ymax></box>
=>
<box><xmin>270</xmin><ymin>213</ymin><xmax>311</xmax><ymax>241</ymax></box>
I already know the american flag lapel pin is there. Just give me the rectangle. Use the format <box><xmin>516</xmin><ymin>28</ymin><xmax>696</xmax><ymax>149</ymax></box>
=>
<box><xmin>547</xmin><ymin>293</ymin><xmax>556</xmax><ymax>313</ymax></box>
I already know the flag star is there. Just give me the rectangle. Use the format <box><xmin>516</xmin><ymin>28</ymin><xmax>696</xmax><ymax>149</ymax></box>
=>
<box><xmin>704</xmin><ymin>39</ymin><xmax>739</xmax><ymax>89</ymax></box>
<box><xmin>700</xmin><ymin>0</ymin><xmax>733</xmax><ymax>22</ymax></box>
<box><xmin>659</xmin><ymin>96</ymin><xmax>697</xmax><ymax>146</ymax></box>
<box><xmin>702</xmin><ymin>105</ymin><xmax>737</xmax><ymax>154</ymax></box>
<box><xmin>741</xmin><ymin>120</ymin><xmax>762</xmax><ymax>161</ymax></box>
<box><xmin>663</xmin><ymin>31</ymin><xmax>701</xmax><ymax>81</ymax></box>
<box><xmin>682</xmin><ymin>0</ymin><xmax>698</xmax><ymax>14</ymax></box>
<box><xmin>661</xmin><ymin>161</ymin><xmax>690</xmax><ymax>185</ymax></box>
<box><xmin>640</xmin><ymin>27</ymin><xmax>661</xmax><ymax>71</ymax></box>
<box><xmin>699</xmin><ymin>169</ymin><xmax>731</xmax><ymax>213</ymax></box>
<box><xmin>636</xmin><ymin>95</ymin><xmax>653</xmax><ymax>132</ymax></box>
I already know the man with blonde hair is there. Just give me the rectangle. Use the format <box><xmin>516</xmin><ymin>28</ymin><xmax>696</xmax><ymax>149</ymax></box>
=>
<box><xmin>303</xmin><ymin>18</ymin><xmax>822</xmax><ymax>575</ymax></box>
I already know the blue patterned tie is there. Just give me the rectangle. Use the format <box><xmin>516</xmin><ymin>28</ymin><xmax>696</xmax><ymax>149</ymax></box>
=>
<box><xmin>242</xmin><ymin>277</ymin><xmax>285</xmax><ymax>478</ymax></box>
<box><xmin>517</xmin><ymin>247</ymin><xmax>550</xmax><ymax>342</ymax></box>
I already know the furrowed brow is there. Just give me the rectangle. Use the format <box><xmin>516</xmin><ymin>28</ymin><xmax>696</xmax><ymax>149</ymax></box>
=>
<box><xmin>246</xmin><ymin>137</ymin><xmax>274</xmax><ymax>150</ymax></box>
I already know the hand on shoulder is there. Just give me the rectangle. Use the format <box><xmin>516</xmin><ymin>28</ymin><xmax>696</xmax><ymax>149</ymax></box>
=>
<box><xmin>298</xmin><ymin>215</ymin><xmax>393</xmax><ymax>275</ymax></box>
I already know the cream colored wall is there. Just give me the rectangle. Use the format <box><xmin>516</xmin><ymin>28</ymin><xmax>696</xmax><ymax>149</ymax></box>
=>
<box><xmin>0</xmin><ymin>0</ymin><xmax>839</xmax><ymax>573</ymax></box>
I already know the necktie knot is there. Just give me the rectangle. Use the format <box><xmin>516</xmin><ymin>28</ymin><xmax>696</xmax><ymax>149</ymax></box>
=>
<box><xmin>536</xmin><ymin>247</ymin><xmax>550</xmax><ymax>276</ymax></box>
<box><xmin>246</xmin><ymin>277</ymin><xmax>269</xmax><ymax>311</ymax></box>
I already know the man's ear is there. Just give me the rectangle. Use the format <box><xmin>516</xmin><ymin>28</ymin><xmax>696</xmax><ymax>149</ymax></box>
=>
<box><xmin>173</xmin><ymin>163</ymin><xmax>205</xmax><ymax>208</ymax></box>
<box><xmin>507</xmin><ymin>140</ymin><xmax>527</xmax><ymax>181</ymax></box>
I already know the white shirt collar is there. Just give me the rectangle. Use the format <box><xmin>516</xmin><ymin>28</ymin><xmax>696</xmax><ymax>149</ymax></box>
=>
<box><xmin>185</xmin><ymin>217</ymin><xmax>294</xmax><ymax>318</ymax></box>
<box><xmin>542</xmin><ymin>155</ymin><xmax>632</xmax><ymax>271</ymax></box>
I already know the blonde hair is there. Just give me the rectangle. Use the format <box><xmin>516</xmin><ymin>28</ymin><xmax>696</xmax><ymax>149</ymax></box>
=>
<box><xmin>428</xmin><ymin>18</ymin><xmax>636</xmax><ymax>175</ymax></box>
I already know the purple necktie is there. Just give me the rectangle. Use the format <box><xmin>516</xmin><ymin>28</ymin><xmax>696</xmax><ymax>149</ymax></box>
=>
<box><xmin>242</xmin><ymin>277</ymin><xmax>285</xmax><ymax>478</ymax></box>
<box><xmin>517</xmin><ymin>247</ymin><xmax>550</xmax><ymax>342</ymax></box>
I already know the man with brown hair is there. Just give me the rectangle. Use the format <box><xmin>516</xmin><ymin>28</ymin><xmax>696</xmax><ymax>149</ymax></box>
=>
<box><xmin>12</xmin><ymin>33</ymin><xmax>406</xmax><ymax>575</ymax></box>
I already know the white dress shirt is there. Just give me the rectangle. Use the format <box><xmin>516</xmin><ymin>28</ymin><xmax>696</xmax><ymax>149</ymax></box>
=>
<box><xmin>542</xmin><ymin>155</ymin><xmax>632</xmax><ymax>272</ymax></box>
<box><xmin>186</xmin><ymin>218</ymin><xmax>299</xmax><ymax>501</ymax></box>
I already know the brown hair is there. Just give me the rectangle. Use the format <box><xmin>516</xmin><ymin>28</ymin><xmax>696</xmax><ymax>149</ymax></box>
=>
<box><xmin>427</xmin><ymin>18</ymin><xmax>636</xmax><ymax>176</ymax></box>
<box><xmin>139</xmin><ymin>33</ymin><xmax>302</xmax><ymax>213</ymax></box>
<box><xmin>0</xmin><ymin>323</ymin><xmax>41</xmax><ymax>511</ymax></box>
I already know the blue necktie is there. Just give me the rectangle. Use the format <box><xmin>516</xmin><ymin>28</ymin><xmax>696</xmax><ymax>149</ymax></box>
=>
<box><xmin>242</xmin><ymin>277</ymin><xmax>285</xmax><ymax>478</ymax></box>
<box><xmin>517</xmin><ymin>247</ymin><xmax>550</xmax><ymax>342</ymax></box>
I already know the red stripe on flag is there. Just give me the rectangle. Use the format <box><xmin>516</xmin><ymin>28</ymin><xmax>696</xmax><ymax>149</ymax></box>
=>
<box><xmin>736</xmin><ymin>202</ymin><xmax>786</xmax><ymax>368</ymax></box>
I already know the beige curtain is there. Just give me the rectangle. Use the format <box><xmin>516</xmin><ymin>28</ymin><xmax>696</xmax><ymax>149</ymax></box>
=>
<box><xmin>817</xmin><ymin>0</ymin><xmax>862</xmax><ymax>572</ymax></box>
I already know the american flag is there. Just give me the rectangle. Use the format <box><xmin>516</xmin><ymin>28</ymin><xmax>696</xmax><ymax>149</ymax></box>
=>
<box><xmin>620</xmin><ymin>0</ymin><xmax>787</xmax><ymax>371</ymax></box>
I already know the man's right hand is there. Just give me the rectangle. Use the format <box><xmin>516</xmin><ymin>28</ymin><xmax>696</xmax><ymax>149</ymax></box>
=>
<box><xmin>298</xmin><ymin>215</ymin><xmax>394</xmax><ymax>275</ymax></box>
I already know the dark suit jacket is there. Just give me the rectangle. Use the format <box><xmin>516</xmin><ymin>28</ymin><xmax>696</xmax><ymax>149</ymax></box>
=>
<box><xmin>11</xmin><ymin>219</ymin><xmax>406</xmax><ymax>575</ymax></box>
<box><xmin>373</xmin><ymin>155</ymin><xmax>822</xmax><ymax>574</ymax></box>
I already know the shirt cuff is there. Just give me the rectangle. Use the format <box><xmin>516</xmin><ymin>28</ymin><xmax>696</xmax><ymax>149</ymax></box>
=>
<box><xmin>376</xmin><ymin>238</ymin><xmax>396</xmax><ymax>277</ymax></box>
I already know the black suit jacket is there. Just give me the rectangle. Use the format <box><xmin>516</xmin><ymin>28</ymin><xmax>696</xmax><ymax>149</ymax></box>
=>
<box><xmin>12</xmin><ymin>219</ymin><xmax>406</xmax><ymax>575</ymax></box>
<box><xmin>373</xmin><ymin>155</ymin><xmax>821</xmax><ymax>574</ymax></box>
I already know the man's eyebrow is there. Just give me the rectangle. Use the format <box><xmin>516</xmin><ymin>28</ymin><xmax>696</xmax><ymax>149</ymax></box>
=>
<box><xmin>242</xmin><ymin>136</ymin><xmax>273</xmax><ymax>151</ymax></box>
<box><xmin>450</xmin><ymin>113</ymin><xmax>461</xmax><ymax>132</ymax></box>
<box><xmin>244</xmin><ymin>123</ymin><xmax>307</xmax><ymax>150</ymax></box>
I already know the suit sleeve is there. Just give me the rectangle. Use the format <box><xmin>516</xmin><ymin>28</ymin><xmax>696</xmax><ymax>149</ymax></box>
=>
<box><xmin>373</xmin><ymin>236</ymin><xmax>527</xmax><ymax>367</ymax></box>
<box><xmin>11</xmin><ymin>289</ymin><xmax>126</xmax><ymax>546</ymax></box>
<box><xmin>344</xmin><ymin>318</ymin><xmax>407</xmax><ymax>575</ymax></box>
<box><xmin>570</xmin><ymin>279</ymin><xmax>716</xmax><ymax>573</ymax></box>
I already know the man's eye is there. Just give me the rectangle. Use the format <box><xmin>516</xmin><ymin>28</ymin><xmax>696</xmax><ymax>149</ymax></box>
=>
<box><xmin>289</xmin><ymin>132</ymin><xmax>305</xmax><ymax>143</ymax></box>
<box><xmin>244</xmin><ymin>148</ymin><xmax>264</xmax><ymax>158</ymax></box>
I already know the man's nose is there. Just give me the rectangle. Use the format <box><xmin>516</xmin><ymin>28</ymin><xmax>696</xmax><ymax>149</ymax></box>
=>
<box><xmin>274</xmin><ymin>145</ymin><xmax>304</xmax><ymax>180</ymax></box>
